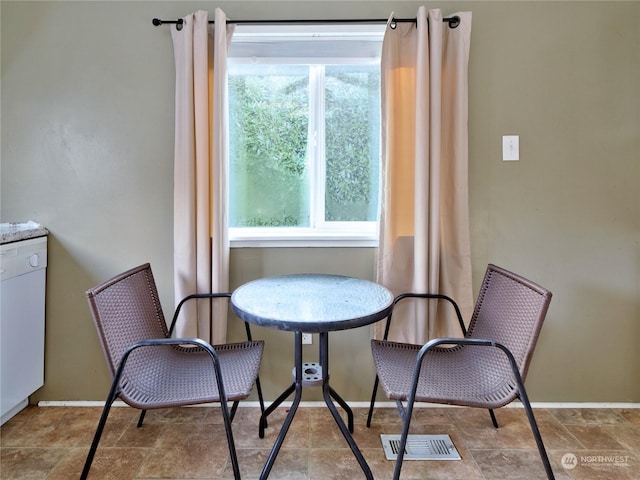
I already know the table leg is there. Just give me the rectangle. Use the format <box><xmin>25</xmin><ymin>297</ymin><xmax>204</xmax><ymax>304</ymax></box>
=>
<box><xmin>259</xmin><ymin>383</ymin><xmax>295</xmax><ymax>438</ymax></box>
<box><xmin>319</xmin><ymin>332</ymin><xmax>373</xmax><ymax>480</ymax></box>
<box><xmin>259</xmin><ymin>332</ymin><xmax>304</xmax><ymax>480</ymax></box>
<box><xmin>328</xmin><ymin>386</ymin><xmax>354</xmax><ymax>433</ymax></box>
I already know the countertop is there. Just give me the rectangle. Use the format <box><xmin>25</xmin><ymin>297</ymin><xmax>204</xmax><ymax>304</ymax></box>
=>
<box><xmin>0</xmin><ymin>222</ymin><xmax>49</xmax><ymax>244</ymax></box>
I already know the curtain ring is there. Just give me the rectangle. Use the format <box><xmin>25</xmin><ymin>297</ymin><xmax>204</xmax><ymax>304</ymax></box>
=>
<box><xmin>176</xmin><ymin>18</ymin><xmax>184</xmax><ymax>31</ymax></box>
<box><xmin>448</xmin><ymin>16</ymin><xmax>460</xmax><ymax>29</ymax></box>
<box><xmin>386</xmin><ymin>13</ymin><xmax>397</xmax><ymax>30</ymax></box>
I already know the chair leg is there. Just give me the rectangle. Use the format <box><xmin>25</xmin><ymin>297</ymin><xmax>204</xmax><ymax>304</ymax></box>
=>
<box><xmin>255</xmin><ymin>376</ymin><xmax>266</xmax><ymax>418</ymax></box>
<box><xmin>366</xmin><ymin>375</ymin><xmax>380</xmax><ymax>428</ymax></box>
<box><xmin>392</xmin><ymin>395</ymin><xmax>417</xmax><ymax>480</ymax></box>
<box><xmin>504</xmin><ymin>354</ymin><xmax>555</xmax><ymax>479</ymax></box>
<box><xmin>244</xmin><ymin>322</ymin><xmax>266</xmax><ymax>419</ymax></box>
<box><xmin>81</xmin><ymin>386</ymin><xmax>119</xmax><ymax>479</ymax></box>
<box><xmin>219</xmin><ymin>400</ymin><xmax>242</xmax><ymax>480</ymax></box>
<box><xmin>229</xmin><ymin>401</ymin><xmax>240</xmax><ymax>422</ymax></box>
<box><xmin>486</xmin><ymin>343</ymin><xmax>554</xmax><ymax>479</ymax></box>
<box><xmin>137</xmin><ymin>409</ymin><xmax>147</xmax><ymax>428</ymax></box>
<box><xmin>489</xmin><ymin>408</ymin><xmax>499</xmax><ymax>428</ymax></box>
<box><xmin>519</xmin><ymin>393</ymin><xmax>555</xmax><ymax>479</ymax></box>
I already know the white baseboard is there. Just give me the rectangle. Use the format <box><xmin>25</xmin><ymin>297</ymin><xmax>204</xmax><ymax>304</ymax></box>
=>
<box><xmin>38</xmin><ymin>400</ymin><xmax>640</xmax><ymax>409</ymax></box>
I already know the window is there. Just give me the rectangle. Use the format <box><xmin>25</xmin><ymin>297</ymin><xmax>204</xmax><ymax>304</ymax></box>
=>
<box><xmin>227</xmin><ymin>25</ymin><xmax>384</xmax><ymax>247</ymax></box>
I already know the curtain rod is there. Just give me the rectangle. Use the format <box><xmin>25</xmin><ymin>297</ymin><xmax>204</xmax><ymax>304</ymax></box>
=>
<box><xmin>152</xmin><ymin>16</ymin><xmax>461</xmax><ymax>31</ymax></box>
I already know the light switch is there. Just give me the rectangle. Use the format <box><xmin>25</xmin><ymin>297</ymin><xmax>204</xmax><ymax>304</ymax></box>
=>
<box><xmin>502</xmin><ymin>135</ymin><xmax>519</xmax><ymax>161</ymax></box>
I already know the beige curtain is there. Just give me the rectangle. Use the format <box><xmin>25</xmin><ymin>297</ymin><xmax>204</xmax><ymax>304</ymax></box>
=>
<box><xmin>171</xmin><ymin>9</ymin><xmax>233</xmax><ymax>343</ymax></box>
<box><xmin>375</xmin><ymin>8</ymin><xmax>474</xmax><ymax>344</ymax></box>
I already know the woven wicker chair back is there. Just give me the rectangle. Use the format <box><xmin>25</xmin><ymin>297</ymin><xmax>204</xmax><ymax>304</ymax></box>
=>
<box><xmin>466</xmin><ymin>264</ymin><xmax>552</xmax><ymax>381</ymax></box>
<box><xmin>86</xmin><ymin>263</ymin><xmax>169</xmax><ymax>379</ymax></box>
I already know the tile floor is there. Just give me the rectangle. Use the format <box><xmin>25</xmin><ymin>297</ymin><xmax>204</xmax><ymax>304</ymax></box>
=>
<box><xmin>1</xmin><ymin>404</ymin><xmax>639</xmax><ymax>479</ymax></box>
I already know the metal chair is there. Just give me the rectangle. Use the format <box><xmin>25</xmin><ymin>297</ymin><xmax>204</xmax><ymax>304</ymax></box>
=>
<box><xmin>367</xmin><ymin>264</ymin><xmax>555</xmax><ymax>480</ymax></box>
<box><xmin>81</xmin><ymin>263</ymin><xmax>265</xmax><ymax>480</ymax></box>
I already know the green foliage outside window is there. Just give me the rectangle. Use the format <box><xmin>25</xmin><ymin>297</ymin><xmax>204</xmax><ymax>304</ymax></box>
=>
<box><xmin>325</xmin><ymin>67</ymin><xmax>380</xmax><ymax>221</ymax></box>
<box><xmin>229</xmin><ymin>70</ymin><xmax>309</xmax><ymax>227</ymax></box>
<box><xmin>228</xmin><ymin>64</ymin><xmax>379</xmax><ymax>228</ymax></box>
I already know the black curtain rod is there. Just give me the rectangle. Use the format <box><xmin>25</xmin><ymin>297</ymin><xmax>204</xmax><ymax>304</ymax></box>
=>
<box><xmin>152</xmin><ymin>16</ymin><xmax>461</xmax><ymax>31</ymax></box>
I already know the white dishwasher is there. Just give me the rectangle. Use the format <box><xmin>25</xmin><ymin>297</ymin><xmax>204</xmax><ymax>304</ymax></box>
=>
<box><xmin>0</xmin><ymin>235</ymin><xmax>48</xmax><ymax>424</ymax></box>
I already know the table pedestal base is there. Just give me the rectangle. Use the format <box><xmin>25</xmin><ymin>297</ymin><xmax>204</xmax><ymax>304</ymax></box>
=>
<box><xmin>294</xmin><ymin>362</ymin><xmax>323</xmax><ymax>387</ymax></box>
<box><xmin>258</xmin><ymin>331</ymin><xmax>372</xmax><ymax>480</ymax></box>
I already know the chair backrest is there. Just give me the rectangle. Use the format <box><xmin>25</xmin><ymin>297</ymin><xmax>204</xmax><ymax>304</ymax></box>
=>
<box><xmin>86</xmin><ymin>263</ymin><xmax>169</xmax><ymax>378</ymax></box>
<box><xmin>466</xmin><ymin>264</ymin><xmax>552</xmax><ymax>381</ymax></box>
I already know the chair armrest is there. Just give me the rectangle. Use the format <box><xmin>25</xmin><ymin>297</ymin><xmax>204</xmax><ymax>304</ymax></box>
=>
<box><xmin>380</xmin><ymin>293</ymin><xmax>466</xmax><ymax>340</ymax></box>
<box><xmin>121</xmin><ymin>337</ymin><xmax>220</xmax><ymax>365</ymax></box>
<box><xmin>169</xmin><ymin>293</ymin><xmax>259</xmax><ymax>343</ymax></box>
<box><xmin>168</xmin><ymin>293</ymin><xmax>231</xmax><ymax>336</ymax></box>
<box><xmin>417</xmin><ymin>337</ymin><xmax>494</xmax><ymax>359</ymax></box>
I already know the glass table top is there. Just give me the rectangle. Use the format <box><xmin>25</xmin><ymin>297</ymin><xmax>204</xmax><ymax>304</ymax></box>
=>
<box><xmin>231</xmin><ymin>274</ymin><xmax>394</xmax><ymax>333</ymax></box>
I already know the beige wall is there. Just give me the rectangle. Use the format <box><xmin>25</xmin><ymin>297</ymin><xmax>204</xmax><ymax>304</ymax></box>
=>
<box><xmin>1</xmin><ymin>1</ymin><xmax>638</xmax><ymax>404</ymax></box>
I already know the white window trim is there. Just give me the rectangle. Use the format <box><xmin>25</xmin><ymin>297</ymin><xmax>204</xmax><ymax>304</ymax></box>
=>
<box><xmin>229</xmin><ymin>224</ymin><xmax>378</xmax><ymax>248</ymax></box>
<box><xmin>228</xmin><ymin>24</ymin><xmax>384</xmax><ymax>248</ymax></box>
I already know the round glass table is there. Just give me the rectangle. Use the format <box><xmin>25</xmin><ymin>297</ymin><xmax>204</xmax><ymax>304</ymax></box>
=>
<box><xmin>231</xmin><ymin>274</ymin><xmax>394</xmax><ymax>480</ymax></box>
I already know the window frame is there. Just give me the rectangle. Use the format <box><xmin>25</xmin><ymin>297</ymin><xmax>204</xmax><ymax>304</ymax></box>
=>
<box><xmin>227</xmin><ymin>25</ymin><xmax>384</xmax><ymax>248</ymax></box>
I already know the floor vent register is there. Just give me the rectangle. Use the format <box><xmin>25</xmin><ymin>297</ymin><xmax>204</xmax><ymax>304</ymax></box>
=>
<box><xmin>380</xmin><ymin>434</ymin><xmax>461</xmax><ymax>461</ymax></box>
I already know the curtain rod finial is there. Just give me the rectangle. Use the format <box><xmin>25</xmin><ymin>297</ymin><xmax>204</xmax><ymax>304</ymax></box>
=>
<box><xmin>152</xmin><ymin>17</ymin><xmax>183</xmax><ymax>30</ymax></box>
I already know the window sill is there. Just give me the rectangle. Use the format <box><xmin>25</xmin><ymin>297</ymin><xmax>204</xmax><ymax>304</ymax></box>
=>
<box><xmin>229</xmin><ymin>228</ymin><xmax>378</xmax><ymax>248</ymax></box>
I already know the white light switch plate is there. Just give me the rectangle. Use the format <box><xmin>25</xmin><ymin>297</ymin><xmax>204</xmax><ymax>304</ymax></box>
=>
<box><xmin>503</xmin><ymin>135</ymin><xmax>519</xmax><ymax>161</ymax></box>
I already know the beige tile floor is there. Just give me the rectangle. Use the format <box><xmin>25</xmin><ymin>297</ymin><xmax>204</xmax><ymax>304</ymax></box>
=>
<box><xmin>1</xmin><ymin>404</ymin><xmax>639</xmax><ymax>479</ymax></box>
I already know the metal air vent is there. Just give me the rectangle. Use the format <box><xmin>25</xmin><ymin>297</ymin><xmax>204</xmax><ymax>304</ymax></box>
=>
<box><xmin>381</xmin><ymin>434</ymin><xmax>461</xmax><ymax>461</ymax></box>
